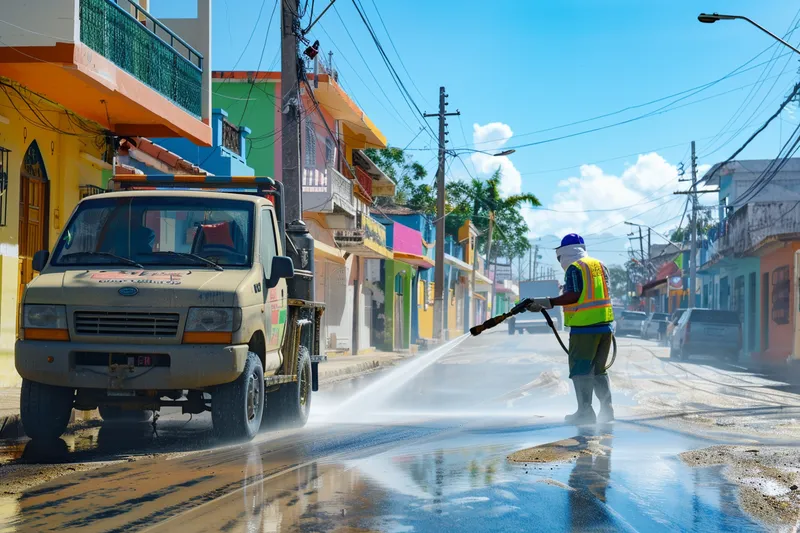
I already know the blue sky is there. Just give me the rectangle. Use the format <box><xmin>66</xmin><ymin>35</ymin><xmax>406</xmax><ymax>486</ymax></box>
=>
<box><xmin>153</xmin><ymin>1</ymin><xmax>799</xmax><ymax>266</ymax></box>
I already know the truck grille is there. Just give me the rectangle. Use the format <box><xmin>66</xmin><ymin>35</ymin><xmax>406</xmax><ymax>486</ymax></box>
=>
<box><xmin>74</xmin><ymin>311</ymin><xmax>180</xmax><ymax>337</ymax></box>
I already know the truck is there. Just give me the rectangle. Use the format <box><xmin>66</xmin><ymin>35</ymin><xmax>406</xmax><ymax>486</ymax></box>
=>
<box><xmin>15</xmin><ymin>174</ymin><xmax>325</xmax><ymax>442</ymax></box>
<box><xmin>508</xmin><ymin>279</ymin><xmax>563</xmax><ymax>334</ymax></box>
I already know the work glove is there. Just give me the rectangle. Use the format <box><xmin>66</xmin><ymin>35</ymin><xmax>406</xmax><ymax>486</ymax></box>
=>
<box><xmin>526</xmin><ymin>297</ymin><xmax>553</xmax><ymax>313</ymax></box>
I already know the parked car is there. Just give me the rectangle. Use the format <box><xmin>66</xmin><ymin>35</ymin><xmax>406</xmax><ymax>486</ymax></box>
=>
<box><xmin>666</xmin><ymin>308</ymin><xmax>687</xmax><ymax>340</ymax></box>
<box><xmin>616</xmin><ymin>311</ymin><xmax>647</xmax><ymax>336</ymax></box>
<box><xmin>669</xmin><ymin>309</ymin><xmax>742</xmax><ymax>361</ymax></box>
<box><xmin>641</xmin><ymin>312</ymin><xmax>670</xmax><ymax>340</ymax></box>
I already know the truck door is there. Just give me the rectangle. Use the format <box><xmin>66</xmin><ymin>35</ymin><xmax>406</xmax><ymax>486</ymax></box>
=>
<box><xmin>260</xmin><ymin>208</ymin><xmax>287</xmax><ymax>351</ymax></box>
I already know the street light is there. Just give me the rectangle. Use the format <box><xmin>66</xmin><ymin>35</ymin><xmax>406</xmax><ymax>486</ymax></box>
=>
<box><xmin>698</xmin><ymin>13</ymin><xmax>800</xmax><ymax>56</ymax></box>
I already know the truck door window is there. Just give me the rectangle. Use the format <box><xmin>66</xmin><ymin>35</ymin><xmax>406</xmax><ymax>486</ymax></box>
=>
<box><xmin>260</xmin><ymin>209</ymin><xmax>278</xmax><ymax>279</ymax></box>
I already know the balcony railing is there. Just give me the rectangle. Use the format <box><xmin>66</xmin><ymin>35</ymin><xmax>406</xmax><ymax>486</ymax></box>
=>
<box><xmin>79</xmin><ymin>0</ymin><xmax>203</xmax><ymax>116</ymax></box>
<box><xmin>718</xmin><ymin>201</ymin><xmax>800</xmax><ymax>256</ymax></box>
<box><xmin>302</xmin><ymin>165</ymin><xmax>355</xmax><ymax>216</ymax></box>
<box><xmin>221</xmin><ymin>118</ymin><xmax>241</xmax><ymax>155</ymax></box>
<box><xmin>333</xmin><ymin>213</ymin><xmax>388</xmax><ymax>259</ymax></box>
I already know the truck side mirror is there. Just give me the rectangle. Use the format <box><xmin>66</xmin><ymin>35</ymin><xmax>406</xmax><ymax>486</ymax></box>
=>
<box><xmin>265</xmin><ymin>256</ymin><xmax>294</xmax><ymax>289</ymax></box>
<box><xmin>32</xmin><ymin>250</ymin><xmax>49</xmax><ymax>272</ymax></box>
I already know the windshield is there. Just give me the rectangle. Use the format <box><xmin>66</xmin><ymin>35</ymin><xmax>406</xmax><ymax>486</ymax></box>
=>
<box><xmin>689</xmin><ymin>310</ymin><xmax>740</xmax><ymax>325</ymax></box>
<box><xmin>51</xmin><ymin>196</ymin><xmax>254</xmax><ymax>268</ymax></box>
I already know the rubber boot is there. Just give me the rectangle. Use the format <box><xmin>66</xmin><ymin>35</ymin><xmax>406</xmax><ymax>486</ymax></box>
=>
<box><xmin>594</xmin><ymin>374</ymin><xmax>615</xmax><ymax>423</ymax></box>
<box><xmin>564</xmin><ymin>376</ymin><xmax>596</xmax><ymax>425</ymax></box>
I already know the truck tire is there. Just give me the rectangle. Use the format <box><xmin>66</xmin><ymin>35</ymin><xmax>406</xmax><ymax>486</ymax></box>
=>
<box><xmin>212</xmin><ymin>352</ymin><xmax>264</xmax><ymax>441</ymax></box>
<box><xmin>99</xmin><ymin>406</ymin><xmax>153</xmax><ymax>424</ymax></box>
<box><xmin>508</xmin><ymin>322</ymin><xmax>515</xmax><ymax>335</ymax></box>
<box><xmin>20</xmin><ymin>379</ymin><xmax>74</xmax><ymax>441</ymax></box>
<box><xmin>267</xmin><ymin>350</ymin><xmax>312</xmax><ymax>429</ymax></box>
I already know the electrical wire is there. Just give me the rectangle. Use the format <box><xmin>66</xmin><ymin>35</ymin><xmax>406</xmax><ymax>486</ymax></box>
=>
<box><xmin>237</xmin><ymin>0</ymin><xmax>279</xmax><ymax>126</ymax></box>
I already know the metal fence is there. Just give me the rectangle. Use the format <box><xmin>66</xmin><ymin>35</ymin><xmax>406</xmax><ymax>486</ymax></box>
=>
<box><xmin>79</xmin><ymin>0</ymin><xmax>203</xmax><ymax>117</ymax></box>
<box><xmin>221</xmin><ymin>118</ymin><xmax>241</xmax><ymax>155</ymax></box>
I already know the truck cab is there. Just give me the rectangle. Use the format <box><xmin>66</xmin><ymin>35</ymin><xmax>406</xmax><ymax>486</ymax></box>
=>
<box><xmin>16</xmin><ymin>176</ymin><xmax>323</xmax><ymax>442</ymax></box>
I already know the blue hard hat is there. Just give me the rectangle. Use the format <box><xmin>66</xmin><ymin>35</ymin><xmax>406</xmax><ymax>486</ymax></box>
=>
<box><xmin>559</xmin><ymin>233</ymin><xmax>585</xmax><ymax>248</ymax></box>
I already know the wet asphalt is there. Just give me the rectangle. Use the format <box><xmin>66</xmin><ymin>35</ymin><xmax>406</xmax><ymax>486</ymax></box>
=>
<box><xmin>0</xmin><ymin>328</ymin><xmax>791</xmax><ymax>532</ymax></box>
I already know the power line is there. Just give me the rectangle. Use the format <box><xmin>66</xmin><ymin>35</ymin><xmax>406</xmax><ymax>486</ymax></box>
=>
<box><xmin>237</xmin><ymin>0</ymin><xmax>279</xmax><ymax>126</ymax></box>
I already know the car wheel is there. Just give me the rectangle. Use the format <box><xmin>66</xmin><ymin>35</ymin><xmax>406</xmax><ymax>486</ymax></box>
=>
<box><xmin>212</xmin><ymin>351</ymin><xmax>264</xmax><ymax>441</ymax></box>
<box><xmin>20</xmin><ymin>379</ymin><xmax>75</xmax><ymax>441</ymax></box>
<box><xmin>99</xmin><ymin>406</ymin><xmax>153</xmax><ymax>424</ymax></box>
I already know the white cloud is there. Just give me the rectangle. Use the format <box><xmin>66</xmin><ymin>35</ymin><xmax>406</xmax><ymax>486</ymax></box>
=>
<box><xmin>523</xmin><ymin>152</ymin><xmax>685</xmax><ymax>240</ymax></box>
<box><xmin>469</xmin><ymin>122</ymin><xmax>522</xmax><ymax>196</ymax></box>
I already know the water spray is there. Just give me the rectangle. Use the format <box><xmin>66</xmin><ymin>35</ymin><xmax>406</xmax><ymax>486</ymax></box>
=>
<box><xmin>471</xmin><ymin>298</ymin><xmax>617</xmax><ymax>371</ymax></box>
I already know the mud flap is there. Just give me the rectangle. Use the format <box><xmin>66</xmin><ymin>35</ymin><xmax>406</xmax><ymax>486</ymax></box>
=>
<box><xmin>310</xmin><ymin>355</ymin><xmax>327</xmax><ymax>391</ymax></box>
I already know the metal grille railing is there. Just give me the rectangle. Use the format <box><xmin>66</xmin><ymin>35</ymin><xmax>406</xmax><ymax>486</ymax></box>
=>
<box><xmin>79</xmin><ymin>0</ymin><xmax>203</xmax><ymax>117</ymax></box>
<box><xmin>221</xmin><ymin>118</ymin><xmax>241</xmax><ymax>155</ymax></box>
<box><xmin>79</xmin><ymin>184</ymin><xmax>105</xmax><ymax>199</ymax></box>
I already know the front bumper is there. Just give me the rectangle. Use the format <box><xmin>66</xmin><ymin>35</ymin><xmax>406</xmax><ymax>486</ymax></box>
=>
<box><xmin>15</xmin><ymin>340</ymin><xmax>249</xmax><ymax>390</ymax></box>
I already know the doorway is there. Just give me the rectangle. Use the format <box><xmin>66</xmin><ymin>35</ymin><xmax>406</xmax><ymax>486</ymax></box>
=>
<box><xmin>17</xmin><ymin>141</ymin><xmax>49</xmax><ymax>316</ymax></box>
<box><xmin>761</xmin><ymin>272</ymin><xmax>769</xmax><ymax>352</ymax></box>
<box><xmin>394</xmin><ymin>273</ymin><xmax>404</xmax><ymax>350</ymax></box>
<box><xmin>748</xmin><ymin>272</ymin><xmax>756</xmax><ymax>352</ymax></box>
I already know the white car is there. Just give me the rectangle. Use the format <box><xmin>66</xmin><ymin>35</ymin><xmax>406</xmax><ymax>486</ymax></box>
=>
<box><xmin>616</xmin><ymin>311</ymin><xmax>647</xmax><ymax>337</ymax></box>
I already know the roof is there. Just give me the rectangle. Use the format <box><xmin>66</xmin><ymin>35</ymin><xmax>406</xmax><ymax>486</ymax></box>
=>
<box><xmin>119</xmin><ymin>138</ymin><xmax>206</xmax><ymax>175</ymax></box>
<box><xmin>80</xmin><ymin>189</ymin><xmax>272</xmax><ymax>205</ymax></box>
<box><xmin>377</xmin><ymin>205</ymin><xmax>423</xmax><ymax>215</ymax></box>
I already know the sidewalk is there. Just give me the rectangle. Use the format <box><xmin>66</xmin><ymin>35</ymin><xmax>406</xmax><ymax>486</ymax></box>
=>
<box><xmin>0</xmin><ymin>350</ymin><xmax>414</xmax><ymax>439</ymax></box>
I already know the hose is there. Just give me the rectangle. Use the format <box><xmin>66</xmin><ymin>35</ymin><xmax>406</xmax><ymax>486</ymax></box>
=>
<box><xmin>541</xmin><ymin>309</ymin><xmax>617</xmax><ymax>372</ymax></box>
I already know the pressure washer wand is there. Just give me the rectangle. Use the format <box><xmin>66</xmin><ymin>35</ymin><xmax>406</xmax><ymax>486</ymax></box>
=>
<box><xmin>469</xmin><ymin>298</ymin><xmax>533</xmax><ymax>336</ymax></box>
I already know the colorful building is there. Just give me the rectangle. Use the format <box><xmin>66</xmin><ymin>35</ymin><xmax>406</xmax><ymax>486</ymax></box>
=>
<box><xmin>212</xmin><ymin>60</ymin><xmax>396</xmax><ymax>355</ymax></box>
<box><xmin>0</xmin><ymin>0</ymin><xmax>210</xmax><ymax>383</ymax></box>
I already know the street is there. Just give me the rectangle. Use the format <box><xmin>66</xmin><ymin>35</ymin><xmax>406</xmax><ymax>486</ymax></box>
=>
<box><xmin>2</xmin><ymin>328</ymin><xmax>800</xmax><ymax>532</ymax></box>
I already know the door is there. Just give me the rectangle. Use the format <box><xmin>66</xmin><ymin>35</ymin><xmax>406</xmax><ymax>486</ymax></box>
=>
<box><xmin>17</xmin><ymin>141</ymin><xmax>49</xmax><ymax>321</ymax></box>
<box><xmin>260</xmin><ymin>208</ymin><xmax>283</xmax><ymax>352</ymax></box>
<box><xmin>748</xmin><ymin>272</ymin><xmax>756</xmax><ymax>352</ymax></box>
<box><xmin>394</xmin><ymin>273</ymin><xmax>404</xmax><ymax>350</ymax></box>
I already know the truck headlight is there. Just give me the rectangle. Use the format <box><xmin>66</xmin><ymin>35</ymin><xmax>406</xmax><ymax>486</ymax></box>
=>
<box><xmin>23</xmin><ymin>305</ymin><xmax>69</xmax><ymax>341</ymax></box>
<box><xmin>183</xmin><ymin>307</ymin><xmax>241</xmax><ymax>344</ymax></box>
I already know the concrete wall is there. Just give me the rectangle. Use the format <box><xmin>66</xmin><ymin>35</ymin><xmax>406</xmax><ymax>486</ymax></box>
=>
<box><xmin>159</xmin><ymin>0</ymin><xmax>212</xmax><ymax>121</ymax></box>
<box><xmin>0</xmin><ymin>97</ymin><xmax>105</xmax><ymax>384</ymax></box>
<box><xmin>759</xmin><ymin>243</ymin><xmax>800</xmax><ymax>363</ymax></box>
<box><xmin>1</xmin><ymin>0</ymin><xmax>78</xmax><ymax>46</ymax></box>
<box><xmin>212</xmin><ymin>81</ymin><xmax>277</xmax><ymax>179</ymax></box>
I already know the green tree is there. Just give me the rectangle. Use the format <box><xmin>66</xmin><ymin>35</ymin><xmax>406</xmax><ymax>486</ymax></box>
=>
<box><xmin>669</xmin><ymin>211</ymin><xmax>714</xmax><ymax>243</ymax></box>
<box><xmin>608</xmin><ymin>265</ymin><xmax>628</xmax><ymax>299</ymax></box>
<box><xmin>445</xmin><ymin>169</ymin><xmax>540</xmax><ymax>261</ymax></box>
<box><xmin>363</xmin><ymin>147</ymin><xmax>435</xmax><ymax>213</ymax></box>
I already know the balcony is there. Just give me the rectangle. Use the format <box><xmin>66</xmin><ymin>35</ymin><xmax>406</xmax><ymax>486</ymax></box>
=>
<box><xmin>0</xmin><ymin>0</ymin><xmax>211</xmax><ymax>145</ymax></box>
<box><xmin>333</xmin><ymin>213</ymin><xmax>392</xmax><ymax>259</ymax></box>
<box><xmin>221</xmin><ymin>117</ymin><xmax>242</xmax><ymax>155</ymax></box>
<box><xmin>718</xmin><ymin>201</ymin><xmax>800</xmax><ymax>257</ymax></box>
<box><xmin>303</xmin><ymin>166</ymin><xmax>356</xmax><ymax>217</ymax></box>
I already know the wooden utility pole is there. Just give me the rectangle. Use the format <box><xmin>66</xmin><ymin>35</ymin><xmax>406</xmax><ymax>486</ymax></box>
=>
<box><xmin>425</xmin><ymin>88</ymin><xmax>459</xmax><ymax>341</ymax></box>
<box><xmin>281</xmin><ymin>0</ymin><xmax>302</xmax><ymax>222</ymax></box>
<box><xmin>689</xmin><ymin>140</ymin><xmax>698</xmax><ymax>308</ymax></box>
<box><xmin>532</xmin><ymin>245</ymin><xmax>539</xmax><ymax>281</ymax></box>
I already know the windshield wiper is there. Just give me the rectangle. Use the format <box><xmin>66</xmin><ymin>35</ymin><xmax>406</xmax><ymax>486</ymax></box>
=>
<box><xmin>151</xmin><ymin>251</ymin><xmax>224</xmax><ymax>271</ymax></box>
<box><xmin>60</xmin><ymin>251</ymin><xmax>144</xmax><ymax>268</ymax></box>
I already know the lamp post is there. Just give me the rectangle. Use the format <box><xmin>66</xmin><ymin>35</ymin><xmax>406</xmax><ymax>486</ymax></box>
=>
<box><xmin>698</xmin><ymin>13</ymin><xmax>800</xmax><ymax>56</ymax></box>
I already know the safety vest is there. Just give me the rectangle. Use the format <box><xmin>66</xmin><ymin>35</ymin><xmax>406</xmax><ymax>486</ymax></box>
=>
<box><xmin>563</xmin><ymin>257</ymin><xmax>614</xmax><ymax>327</ymax></box>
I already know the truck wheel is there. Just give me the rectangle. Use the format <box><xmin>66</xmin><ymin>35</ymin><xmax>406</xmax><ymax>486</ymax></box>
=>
<box><xmin>267</xmin><ymin>350</ymin><xmax>312</xmax><ymax>429</ymax></box>
<box><xmin>99</xmin><ymin>406</ymin><xmax>153</xmax><ymax>424</ymax></box>
<box><xmin>212</xmin><ymin>352</ymin><xmax>264</xmax><ymax>441</ymax></box>
<box><xmin>508</xmin><ymin>324</ymin><xmax>515</xmax><ymax>335</ymax></box>
<box><xmin>20</xmin><ymin>379</ymin><xmax>74</xmax><ymax>441</ymax></box>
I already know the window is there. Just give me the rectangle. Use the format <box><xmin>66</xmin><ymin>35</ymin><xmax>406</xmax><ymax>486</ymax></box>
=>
<box><xmin>52</xmin><ymin>197</ymin><xmax>254</xmax><ymax>268</ymax></box>
<box><xmin>395</xmin><ymin>272</ymin><xmax>404</xmax><ymax>295</ymax></box>
<box><xmin>304</xmin><ymin>120</ymin><xmax>317</xmax><ymax>168</ymax></box>
<box><xmin>260</xmin><ymin>209</ymin><xmax>278</xmax><ymax>279</ymax></box>
<box><xmin>325</xmin><ymin>138</ymin><xmax>335</xmax><ymax>166</ymax></box>
<box><xmin>772</xmin><ymin>266</ymin><xmax>790</xmax><ymax>325</ymax></box>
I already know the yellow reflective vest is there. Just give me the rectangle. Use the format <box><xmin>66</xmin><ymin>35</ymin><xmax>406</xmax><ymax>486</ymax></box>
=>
<box><xmin>563</xmin><ymin>257</ymin><xmax>615</xmax><ymax>327</ymax></box>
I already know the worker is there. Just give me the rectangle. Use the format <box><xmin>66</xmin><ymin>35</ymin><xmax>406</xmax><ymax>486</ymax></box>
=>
<box><xmin>526</xmin><ymin>234</ymin><xmax>615</xmax><ymax>424</ymax></box>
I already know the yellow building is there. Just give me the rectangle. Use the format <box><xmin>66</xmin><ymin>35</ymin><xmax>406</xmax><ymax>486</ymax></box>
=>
<box><xmin>0</xmin><ymin>0</ymin><xmax>212</xmax><ymax>384</ymax></box>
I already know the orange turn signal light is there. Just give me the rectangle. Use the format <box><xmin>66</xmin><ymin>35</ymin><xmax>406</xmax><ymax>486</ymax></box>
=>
<box><xmin>23</xmin><ymin>328</ymin><xmax>70</xmax><ymax>341</ymax></box>
<box><xmin>182</xmin><ymin>331</ymin><xmax>232</xmax><ymax>345</ymax></box>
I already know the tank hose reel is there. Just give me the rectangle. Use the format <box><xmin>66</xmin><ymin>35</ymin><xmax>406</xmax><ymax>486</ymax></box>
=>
<box><xmin>469</xmin><ymin>298</ymin><xmax>617</xmax><ymax>372</ymax></box>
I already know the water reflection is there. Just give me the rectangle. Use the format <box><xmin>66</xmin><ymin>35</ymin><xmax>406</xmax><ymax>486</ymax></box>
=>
<box><xmin>567</xmin><ymin>427</ymin><xmax>615</xmax><ymax>531</ymax></box>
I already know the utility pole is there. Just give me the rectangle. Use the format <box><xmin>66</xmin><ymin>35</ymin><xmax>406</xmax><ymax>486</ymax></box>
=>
<box><xmin>425</xmin><ymin>88</ymin><xmax>459</xmax><ymax>341</ymax></box>
<box><xmin>528</xmin><ymin>247</ymin><xmax>532</xmax><ymax>281</ymax></box>
<box><xmin>638</xmin><ymin>226</ymin><xmax>645</xmax><ymax>265</ymax></box>
<box><xmin>532</xmin><ymin>245</ymin><xmax>539</xmax><ymax>282</ymax></box>
<box><xmin>647</xmin><ymin>227</ymin><xmax>651</xmax><ymax>263</ymax></box>
<box><xmin>689</xmin><ymin>140</ymin><xmax>698</xmax><ymax>309</ymax></box>
<box><xmin>486</xmin><ymin>212</ymin><xmax>495</xmax><ymax>315</ymax></box>
<box><xmin>281</xmin><ymin>0</ymin><xmax>302</xmax><ymax>223</ymax></box>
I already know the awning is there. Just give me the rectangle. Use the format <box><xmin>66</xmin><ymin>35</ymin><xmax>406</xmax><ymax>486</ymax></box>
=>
<box><xmin>314</xmin><ymin>240</ymin><xmax>346</xmax><ymax>264</ymax></box>
<box><xmin>474</xmin><ymin>270</ymin><xmax>492</xmax><ymax>291</ymax></box>
<box><xmin>444</xmin><ymin>253</ymin><xmax>472</xmax><ymax>272</ymax></box>
<box><xmin>640</xmin><ymin>277</ymin><xmax>666</xmax><ymax>297</ymax></box>
<box><xmin>393</xmin><ymin>251</ymin><xmax>434</xmax><ymax>269</ymax></box>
